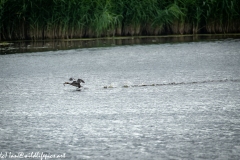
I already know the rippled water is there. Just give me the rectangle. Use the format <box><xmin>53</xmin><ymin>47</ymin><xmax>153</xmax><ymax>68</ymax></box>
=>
<box><xmin>0</xmin><ymin>38</ymin><xmax>240</xmax><ymax>160</ymax></box>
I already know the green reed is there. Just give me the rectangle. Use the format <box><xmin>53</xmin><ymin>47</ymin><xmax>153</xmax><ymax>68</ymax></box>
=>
<box><xmin>0</xmin><ymin>0</ymin><xmax>239</xmax><ymax>40</ymax></box>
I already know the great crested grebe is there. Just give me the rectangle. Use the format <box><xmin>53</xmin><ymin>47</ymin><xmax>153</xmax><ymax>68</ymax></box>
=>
<box><xmin>64</xmin><ymin>78</ymin><xmax>85</xmax><ymax>89</ymax></box>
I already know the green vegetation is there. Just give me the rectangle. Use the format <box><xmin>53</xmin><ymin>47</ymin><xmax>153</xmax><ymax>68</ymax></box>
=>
<box><xmin>0</xmin><ymin>0</ymin><xmax>240</xmax><ymax>40</ymax></box>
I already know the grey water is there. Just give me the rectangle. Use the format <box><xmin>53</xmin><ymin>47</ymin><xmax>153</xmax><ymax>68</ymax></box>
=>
<box><xmin>0</xmin><ymin>38</ymin><xmax>240</xmax><ymax>160</ymax></box>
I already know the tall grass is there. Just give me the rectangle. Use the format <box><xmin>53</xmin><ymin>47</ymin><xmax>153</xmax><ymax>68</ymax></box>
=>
<box><xmin>0</xmin><ymin>0</ymin><xmax>240</xmax><ymax>40</ymax></box>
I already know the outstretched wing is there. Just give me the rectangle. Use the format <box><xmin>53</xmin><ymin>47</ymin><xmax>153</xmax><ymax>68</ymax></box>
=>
<box><xmin>77</xmin><ymin>79</ymin><xmax>85</xmax><ymax>83</ymax></box>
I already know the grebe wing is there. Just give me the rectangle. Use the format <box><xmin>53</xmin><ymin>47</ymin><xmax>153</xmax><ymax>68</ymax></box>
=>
<box><xmin>77</xmin><ymin>79</ymin><xmax>85</xmax><ymax>83</ymax></box>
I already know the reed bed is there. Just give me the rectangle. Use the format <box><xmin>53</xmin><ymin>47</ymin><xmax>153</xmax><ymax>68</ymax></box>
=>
<box><xmin>0</xmin><ymin>0</ymin><xmax>240</xmax><ymax>40</ymax></box>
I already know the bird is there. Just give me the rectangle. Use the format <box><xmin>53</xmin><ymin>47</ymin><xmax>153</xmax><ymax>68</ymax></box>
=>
<box><xmin>64</xmin><ymin>78</ymin><xmax>85</xmax><ymax>89</ymax></box>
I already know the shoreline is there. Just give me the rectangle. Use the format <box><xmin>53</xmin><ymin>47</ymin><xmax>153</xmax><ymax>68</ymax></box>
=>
<box><xmin>1</xmin><ymin>33</ymin><xmax>240</xmax><ymax>43</ymax></box>
<box><xmin>1</xmin><ymin>34</ymin><xmax>240</xmax><ymax>54</ymax></box>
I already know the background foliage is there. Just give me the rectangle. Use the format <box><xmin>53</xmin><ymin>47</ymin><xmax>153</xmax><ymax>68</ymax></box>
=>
<box><xmin>0</xmin><ymin>0</ymin><xmax>240</xmax><ymax>40</ymax></box>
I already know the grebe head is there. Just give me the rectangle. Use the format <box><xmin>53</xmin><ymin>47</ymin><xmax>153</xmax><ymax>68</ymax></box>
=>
<box><xmin>69</xmin><ymin>77</ymin><xmax>75</xmax><ymax>81</ymax></box>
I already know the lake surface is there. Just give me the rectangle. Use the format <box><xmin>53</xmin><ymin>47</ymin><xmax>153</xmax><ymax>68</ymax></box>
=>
<box><xmin>0</xmin><ymin>38</ymin><xmax>240</xmax><ymax>160</ymax></box>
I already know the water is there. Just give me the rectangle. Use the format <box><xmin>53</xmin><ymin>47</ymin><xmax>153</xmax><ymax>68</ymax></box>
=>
<box><xmin>0</xmin><ymin>38</ymin><xmax>240</xmax><ymax>160</ymax></box>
